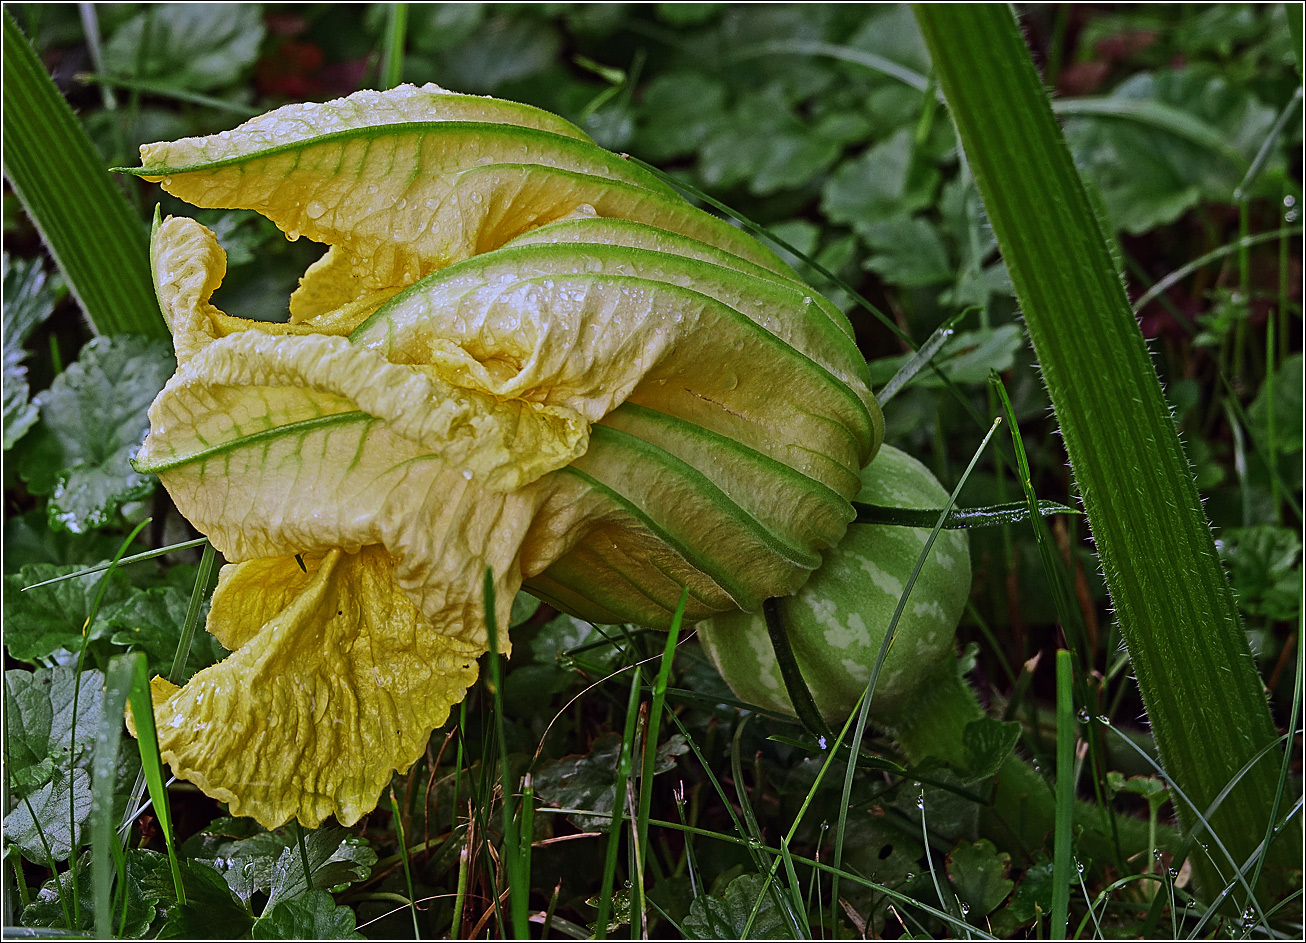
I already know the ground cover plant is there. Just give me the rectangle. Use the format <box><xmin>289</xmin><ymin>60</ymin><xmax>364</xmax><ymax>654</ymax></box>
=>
<box><xmin>2</xmin><ymin>3</ymin><xmax>1302</xmax><ymax>939</ymax></box>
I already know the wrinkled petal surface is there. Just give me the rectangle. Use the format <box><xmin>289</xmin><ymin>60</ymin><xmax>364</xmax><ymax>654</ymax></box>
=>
<box><xmin>151</xmin><ymin>547</ymin><xmax>481</xmax><ymax>828</ymax></box>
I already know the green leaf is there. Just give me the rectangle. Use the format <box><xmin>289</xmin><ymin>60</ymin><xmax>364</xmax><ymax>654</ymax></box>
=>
<box><xmin>181</xmin><ymin>820</ymin><xmax>376</xmax><ymax>907</ymax></box>
<box><xmin>2</xmin><ymin>510</ymin><xmax>124</xmax><ymax>573</ymax></box>
<box><xmin>152</xmin><ymin>859</ymin><xmax>255</xmax><ymax>939</ymax></box>
<box><xmin>634</xmin><ymin>72</ymin><xmax>729</xmax><ymax>163</ymax></box>
<box><xmin>697</xmin><ymin>87</ymin><xmax>845</xmax><ymax>195</ymax></box>
<box><xmin>29</xmin><ymin>335</ymin><xmax>174</xmax><ymax>533</ymax></box>
<box><xmin>104</xmin><ymin>3</ymin><xmax>265</xmax><ymax>92</ymax></box>
<box><xmin>988</xmin><ymin>859</ymin><xmax>1055</xmax><ymax>936</ymax></box>
<box><xmin>682</xmin><ymin>872</ymin><xmax>794</xmax><ymax>940</ymax></box>
<box><xmin>252</xmin><ymin>889</ymin><xmax>364</xmax><ymax>940</ymax></box>
<box><xmin>1248</xmin><ymin>353</ymin><xmax>1303</xmax><ymax>453</ymax></box>
<box><xmin>1061</xmin><ymin>69</ymin><xmax>1280</xmax><ymax>233</ymax></box>
<box><xmin>2</xmin><ymin>253</ymin><xmax>62</xmax><ymax>450</ymax></box>
<box><xmin>5</xmin><ymin>768</ymin><xmax>93</xmax><ymax>863</ymax></box>
<box><xmin>959</xmin><ymin>717</ymin><xmax>1022</xmax><ymax>784</ymax></box>
<box><xmin>3</xmin><ymin>563</ymin><xmax>130</xmax><ymax>661</ymax></box>
<box><xmin>858</xmin><ymin>215</ymin><xmax>952</xmax><ymax>288</ymax></box>
<box><xmin>103</xmin><ymin>584</ymin><xmax>224</xmax><ymax>684</ymax></box>
<box><xmin>822</xmin><ymin>128</ymin><xmax>939</xmax><ymax>226</ymax></box>
<box><xmin>2</xmin><ymin>666</ymin><xmax>105</xmax><ymax>794</ymax></box>
<box><xmin>1219</xmin><ymin>525</ymin><xmax>1302</xmax><ymax>623</ymax></box>
<box><xmin>946</xmin><ymin>838</ymin><xmax>1014</xmax><ymax>919</ymax></box>
<box><xmin>867</xmin><ymin>325</ymin><xmax>1025</xmax><ymax>388</ymax></box>
<box><xmin>21</xmin><ymin>853</ymin><xmax>93</xmax><ymax>930</ymax></box>
<box><xmin>533</xmin><ymin>732</ymin><xmax>689</xmax><ymax>831</ymax></box>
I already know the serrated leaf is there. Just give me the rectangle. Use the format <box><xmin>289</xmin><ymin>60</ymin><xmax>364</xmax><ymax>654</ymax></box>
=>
<box><xmin>103</xmin><ymin>584</ymin><xmax>225</xmax><ymax>684</ymax></box>
<box><xmin>2</xmin><ymin>253</ymin><xmax>61</xmax><ymax>450</ymax></box>
<box><xmin>946</xmin><ymin>838</ymin><xmax>1014</xmax><ymax>919</ymax></box>
<box><xmin>1248</xmin><ymin>353</ymin><xmax>1303</xmax><ymax>454</ymax></box>
<box><xmin>104</xmin><ymin>3</ymin><xmax>265</xmax><ymax>92</ymax></box>
<box><xmin>151</xmin><ymin>859</ymin><xmax>255</xmax><ymax>939</ymax></box>
<box><xmin>21</xmin><ymin>853</ymin><xmax>93</xmax><ymax>930</ymax></box>
<box><xmin>866</xmin><ymin>325</ymin><xmax>1025</xmax><ymax>388</ymax></box>
<box><xmin>682</xmin><ymin>872</ymin><xmax>793</xmax><ymax>940</ymax></box>
<box><xmin>822</xmin><ymin>128</ymin><xmax>940</xmax><ymax>227</ymax></box>
<box><xmin>1218</xmin><ymin>525</ymin><xmax>1302</xmax><ymax>622</ymax></box>
<box><xmin>960</xmin><ymin>716</ymin><xmax>1022</xmax><ymax>783</ymax></box>
<box><xmin>697</xmin><ymin>87</ymin><xmax>843</xmax><ymax>195</ymax></box>
<box><xmin>184</xmin><ymin>821</ymin><xmax>376</xmax><ymax>906</ymax></box>
<box><xmin>988</xmin><ymin>859</ymin><xmax>1055</xmax><ymax>936</ymax></box>
<box><xmin>634</xmin><ymin>72</ymin><xmax>728</xmax><ymax>162</ymax></box>
<box><xmin>533</xmin><ymin>732</ymin><xmax>690</xmax><ymax>831</ymax></box>
<box><xmin>858</xmin><ymin>215</ymin><xmax>953</xmax><ymax>288</ymax></box>
<box><xmin>3</xmin><ymin>564</ymin><xmax>131</xmax><ymax>661</ymax></box>
<box><xmin>252</xmin><ymin>888</ymin><xmax>364</xmax><ymax>940</ymax></box>
<box><xmin>5</xmin><ymin>768</ymin><xmax>93</xmax><ymax>863</ymax></box>
<box><xmin>2</xmin><ymin>666</ymin><xmax>105</xmax><ymax>795</ymax></box>
<box><xmin>31</xmin><ymin>335</ymin><xmax>174</xmax><ymax>533</ymax></box>
<box><xmin>1062</xmin><ymin>69</ymin><xmax>1280</xmax><ymax>233</ymax></box>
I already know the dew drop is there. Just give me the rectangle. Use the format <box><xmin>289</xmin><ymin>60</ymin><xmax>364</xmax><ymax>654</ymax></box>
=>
<box><xmin>1154</xmin><ymin>848</ymin><xmax>1164</xmax><ymax>860</ymax></box>
<box><xmin>462</xmin><ymin>469</ymin><xmax>473</xmax><ymax>481</ymax></box>
<box><xmin>285</xmin><ymin>230</ymin><xmax>300</xmax><ymax>243</ymax></box>
<box><xmin>915</xmin><ymin>793</ymin><xmax>925</xmax><ymax>810</ymax></box>
<box><xmin>960</xmin><ymin>903</ymin><xmax>970</xmax><ymax>916</ymax></box>
<box><xmin>162</xmin><ymin>176</ymin><xmax>173</xmax><ymax>186</ymax></box>
<box><xmin>305</xmin><ymin>200</ymin><xmax>327</xmax><ymax>220</ymax></box>
<box><xmin>1096</xmin><ymin>715</ymin><xmax>1112</xmax><ymax>725</ymax></box>
<box><xmin>1285</xmin><ymin>195</ymin><xmax>1296</xmax><ymax>208</ymax></box>
<box><xmin>1076</xmin><ymin>708</ymin><xmax>1090</xmax><ymax>723</ymax></box>
<box><xmin>1076</xmin><ymin>860</ymin><xmax>1085</xmax><ymax>874</ymax></box>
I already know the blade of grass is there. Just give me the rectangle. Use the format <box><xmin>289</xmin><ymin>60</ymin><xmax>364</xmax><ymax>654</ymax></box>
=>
<box><xmin>388</xmin><ymin>789</ymin><xmax>421</xmax><ymax>939</ymax></box>
<box><xmin>916</xmin><ymin>3</ymin><xmax>1294</xmax><ymax>900</ymax></box>
<box><xmin>876</xmin><ymin>308</ymin><xmax>969</xmax><ymax>405</ymax></box>
<box><xmin>1131</xmin><ymin>227</ymin><xmax>1302</xmax><ymax>314</ymax></box>
<box><xmin>168</xmin><ymin>542</ymin><xmax>215</xmax><ymax>685</ymax></box>
<box><xmin>483</xmin><ymin>569</ymin><xmax>528</xmax><ymax>939</ymax></box>
<box><xmin>72</xmin><ymin>73</ymin><xmax>262</xmax><ymax>117</ymax></box>
<box><xmin>1051</xmin><ymin>650</ymin><xmax>1075</xmax><ymax>939</ymax></box>
<box><xmin>91</xmin><ymin>657</ymin><xmax>132</xmax><ymax>940</ymax></box>
<box><xmin>2</xmin><ymin>11</ymin><xmax>164</xmax><ymax>338</ymax></box>
<box><xmin>853</xmin><ymin>498</ymin><xmax>1078</xmax><ymax>529</ymax></box>
<box><xmin>832</xmin><ymin>416</ymin><xmax>1002</xmax><ymax>913</ymax></box>
<box><xmin>631</xmin><ymin>588</ymin><xmax>688</xmax><ymax>936</ymax></box>
<box><xmin>379</xmin><ymin>2</ymin><xmax>408</xmax><ymax>90</ymax></box>
<box><xmin>121</xmin><ymin>653</ymin><xmax>183</xmax><ymax>905</ymax></box>
<box><xmin>19</xmin><ymin>538</ymin><xmax>209</xmax><ymax>591</ymax></box>
<box><xmin>594</xmin><ymin>669</ymin><xmax>642</xmax><ymax>941</ymax></box>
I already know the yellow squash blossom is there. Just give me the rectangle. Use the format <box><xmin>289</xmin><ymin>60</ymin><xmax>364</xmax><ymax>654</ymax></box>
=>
<box><xmin>129</xmin><ymin>84</ymin><xmax>881</xmax><ymax>828</ymax></box>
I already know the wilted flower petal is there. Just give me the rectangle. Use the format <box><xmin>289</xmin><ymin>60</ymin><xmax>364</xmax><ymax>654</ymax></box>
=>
<box><xmin>130</xmin><ymin>84</ymin><xmax>882</xmax><ymax>827</ymax></box>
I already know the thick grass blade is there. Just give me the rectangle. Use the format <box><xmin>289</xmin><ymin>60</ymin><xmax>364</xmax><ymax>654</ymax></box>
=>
<box><xmin>388</xmin><ymin>790</ymin><xmax>421</xmax><ymax>939</ymax></box>
<box><xmin>2</xmin><ymin>11</ymin><xmax>164</xmax><ymax>338</ymax></box>
<box><xmin>379</xmin><ymin>2</ymin><xmax>408</xmax><ymax>90</ymax></box>
<box><xmin>915</xmin><ymin>4</ymin><xmax>1293</xmax><ymax>900</ymax></box>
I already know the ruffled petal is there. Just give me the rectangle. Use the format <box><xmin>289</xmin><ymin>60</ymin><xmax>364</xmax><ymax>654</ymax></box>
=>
<box><xmin>150</xmin><ymin>546</ymin><xmax>481</xmax><ymax>828</ymax></box>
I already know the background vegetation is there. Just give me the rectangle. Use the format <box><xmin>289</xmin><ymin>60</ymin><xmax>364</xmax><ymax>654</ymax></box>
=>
<box><xmin>3</xmin><ymin>3</ymin><xmax>1301</xmax><ymax>939</ymax></box>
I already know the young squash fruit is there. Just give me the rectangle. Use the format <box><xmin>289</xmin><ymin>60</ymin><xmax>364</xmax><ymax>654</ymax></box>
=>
<box><xmin>697</xmin><ymin>444</ymin><xmax>971</xmax><ymax>726</ymax></box>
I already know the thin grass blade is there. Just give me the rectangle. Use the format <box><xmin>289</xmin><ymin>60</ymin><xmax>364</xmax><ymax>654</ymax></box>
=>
<box><xmin>121</xmin><ymin>653</ymin><xmax>183</xmax><ymax>904</ymax></box>
<box><xmin>1051</xmin><ymin>650</ymin><xmax>1075</xmax><ymax>938</ymax></box>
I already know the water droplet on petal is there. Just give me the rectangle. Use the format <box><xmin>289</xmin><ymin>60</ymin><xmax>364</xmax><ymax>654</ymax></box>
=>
<box><xmin>305</xmin><ymin>200</ymin><xmax>327</xmax><ymax>220</ymax></box>
<box><xmin>285</xmin><ymin>230</ymin><xmax>300</xmax><ymax>242</ymax></box>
